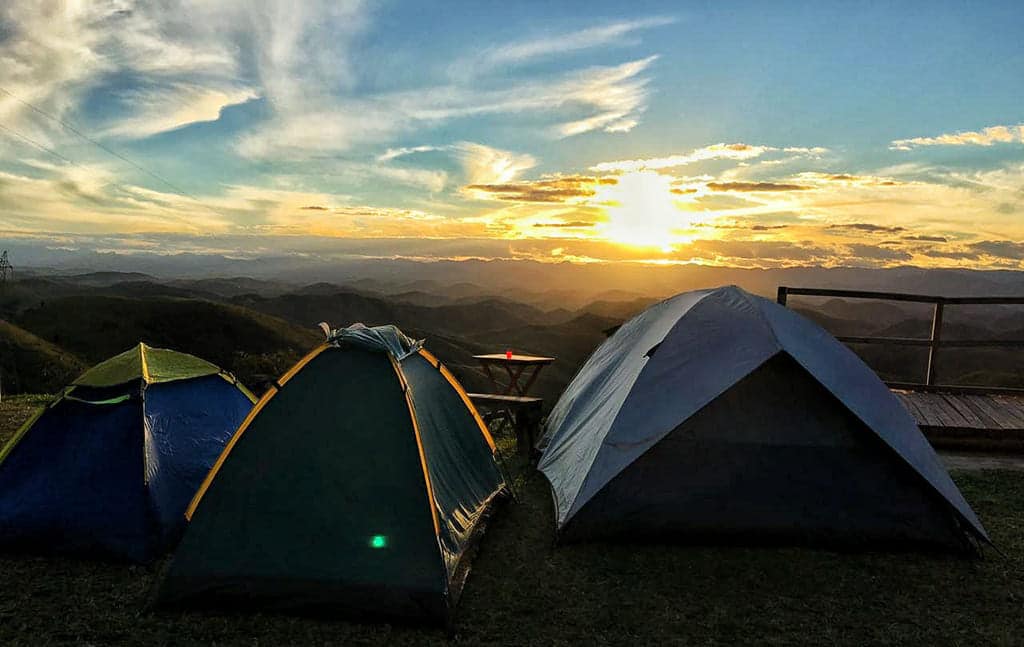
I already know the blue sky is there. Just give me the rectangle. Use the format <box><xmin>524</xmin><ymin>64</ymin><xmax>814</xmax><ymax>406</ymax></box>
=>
<box><xmin>1</xmin><ymin>1</ymin><xmax>1022</xmax><ymax>268</ymax></box>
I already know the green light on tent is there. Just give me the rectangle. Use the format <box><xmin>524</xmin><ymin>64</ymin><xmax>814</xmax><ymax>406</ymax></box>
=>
<box><xmin>369</xmin><ymin>535</ymin><xmax>389</xmax><ymax>549</ymax></box>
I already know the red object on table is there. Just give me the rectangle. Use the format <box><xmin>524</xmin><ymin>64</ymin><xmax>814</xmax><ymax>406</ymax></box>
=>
<box><xmin>506</xmin><ymin>349</ymin><xmax>513</xmax><ymax>360</ymax></box>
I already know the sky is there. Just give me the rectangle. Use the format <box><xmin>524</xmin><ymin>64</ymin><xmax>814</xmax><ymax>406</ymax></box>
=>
<box><xmin>1</xmin><ymin>0</ymin><xmax>1023</xmax><ymax>269</ymax></box>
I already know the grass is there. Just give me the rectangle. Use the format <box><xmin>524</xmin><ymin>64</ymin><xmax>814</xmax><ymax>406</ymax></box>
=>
<box><xmin>0</xmin><ymin>321</ymin><xmax>85</xmax><ymax>395</ymax></box>
<box><xmin>0</xmin><ymin>398</ymin><xmax>1022</xmax><ymax>645</ymax></box>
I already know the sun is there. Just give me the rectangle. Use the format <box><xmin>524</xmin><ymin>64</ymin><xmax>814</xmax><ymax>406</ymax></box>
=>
<box><xmin>593</xmin><ymin>170</ymin><xmax>695</xmax><ymax>251</ymax></box>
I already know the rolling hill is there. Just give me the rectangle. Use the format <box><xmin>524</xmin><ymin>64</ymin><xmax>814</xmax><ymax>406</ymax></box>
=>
<box><xmin>0</xmin><ymin>320</ymin><xmax>86</xmax><ymax>395</ymax></box>
<box><xmin>14</xmin><ymin>296</ymin><xmax>322</xmax><ymax>392</ymax></box>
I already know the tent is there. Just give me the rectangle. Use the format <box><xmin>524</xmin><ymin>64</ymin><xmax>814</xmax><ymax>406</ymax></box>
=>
<box><xmin>0</xmin><ymin>344</ymin><xmax>255</xmax><ymax>562</ymax></box>
<box><xmin>539</xmin><ymin>286</ymin><xmax>988</xmax><ymax>552</ymax></box>
<box><xmin>156</xmin><ymin>324</ymin><xmax>507</xmax><ymax>623</ymax></box>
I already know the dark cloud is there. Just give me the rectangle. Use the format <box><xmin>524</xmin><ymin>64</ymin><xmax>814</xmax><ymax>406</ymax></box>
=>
<box><xmin>466</xmin><ymin>175</ymin><xmax>616</xmax><ymax>203</ymax></box>
<box><xmin>971</xmin><ymin>240</ymin><xmax>1024</xmax><ymax>260</ymax></box>
<box><xmin>903</xmin><ymin>234</ymin><xmax>948</xmax><ymax>243</ymax></box>
<box><xmin>695</xmin><ymin>222</ymin><xmax>788</xmax><ymax>231</ymax></box>
<box><xmin>532</xmin><ymin>221</ymin><xmax>593</xmax><ymax>228</ymax></box>
<box><xmin>670</xmin><ymin>187</ymin><xmax>698</xmax><ymax>195</ymax></box>
<box><xmin>816</xmin><ymin>174</ymin><xmax>901</xmax><ymax>186</ymax></box>
<box><xmin>914</xmin><ymin>247</ymin><xmax>982</xmax><ymax>260</ymax></box>
<box><xmin>826</xmin><ymin>223</ymin><xmax>907</xmax><ymax>234</ymax></box>
<box><xmin>706</xmin><ymin>181</ymin><xmax>811</xmax><ymax>192</ymax></box>
<box><xmin>687</xmin><ymin>239</ymin><xmax>832</xmax><ymax>262</ymax></box>
<box><xmin>997</xmin><ymin>202</ymin><xmax>1017</xmax><ymax>214</ymax></box>
<box><xmin>846</xmin><ymin>243</ymin><xmax>913</xmax><ymax>262</ymax></box>
<box><xmin>300</xmin><ymin>205</ymin><xmax>329</xmax><ymax>210</ymax></box>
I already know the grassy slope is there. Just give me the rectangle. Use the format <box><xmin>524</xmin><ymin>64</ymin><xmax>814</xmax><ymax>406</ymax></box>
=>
<box><xmin>13</xmin><ymin>296</ymin><xmax>321</xmax><ymax>390</ymax></box>
<box><xmin>0</xmin><ymin>400</ymin><xmax>1021</xmax><ymax>645</ymax></box>
<box><xmin>0</xmin><ymin>321</ymin><xmax>86</xmax><ymax>394</ymax></box>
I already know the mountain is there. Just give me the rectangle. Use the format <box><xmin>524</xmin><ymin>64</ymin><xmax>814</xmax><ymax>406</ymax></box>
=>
<box><xmin>14</xmin><ymin>296</ymin><xmax>321</xmax><ymax>391</ymax></box>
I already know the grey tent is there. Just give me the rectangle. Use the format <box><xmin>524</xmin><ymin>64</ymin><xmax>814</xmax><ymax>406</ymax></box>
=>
<box><xmin>538</xmin><ymin>286</ymin><xmax>988</xmax><ymax>552</ymax></box>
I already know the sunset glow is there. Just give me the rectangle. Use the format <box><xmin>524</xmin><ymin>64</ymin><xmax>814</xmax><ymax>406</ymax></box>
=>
<box><xmin>0</xmin><ymin>2</ymin><xmax>1021</xmax><ymax>270</ymax></box>
<box><xmin>595</xmin><ymin>171</ymin><xmax>696</xmax><ymax>250</ymax></box>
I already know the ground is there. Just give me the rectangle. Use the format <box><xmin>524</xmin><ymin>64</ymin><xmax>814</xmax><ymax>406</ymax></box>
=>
<box><xmin>0</xmin><ymin>395</ymin><xmax>1022</xmax><ymax>646</ymax></box>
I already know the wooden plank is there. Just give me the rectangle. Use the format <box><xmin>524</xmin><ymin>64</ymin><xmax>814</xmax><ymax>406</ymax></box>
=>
<box><xmin>958</xmin><ymin>395</ymin><xmax>1003</xmax><ymax>430</ymax></box>
<box><xmin>926</xmin><ymin>393</ymin><xmax>971</xmax><ymax>428</ymax></box>
<box><xmin>901</xmin><ymin>392</ymin><xmax>948</xmax><ymax>427</ymax></box>
<box><xmin>986</xmin><ymin>395</ymin><xmax>1024</xmax><ymax>428</ymax></box>
<box><xmin>473</xmin><ymin>354</ymin><xmax>556</xmax><ymax>364</ymax></box>
<box><xmin>895</xmin><ymin>392</ymin><xmax>932</xmax><ymax>426</ymax></box>
<box><xmin>968</xmin><ymin>395</ymin><xmax>1024</xmax><ymax>430</ymax></box>
<box><xmin>468</xmin><ymin>393</ymin><xmax>542</xmax><ymax>405</ymax></box>
<box><xmin>938</xmin><ymin>394</ymin><xmax>988</xmax><ymax>429</ymax></box>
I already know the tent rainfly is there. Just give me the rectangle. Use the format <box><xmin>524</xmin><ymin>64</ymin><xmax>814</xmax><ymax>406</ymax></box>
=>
<box><xmin>155</xmin><ymin>324</ymin><xmax>507</xmax><ymax>624</ymax></box>
<box><xmin>538</xmin><ymin>286</ymin><xmax>988</xmax><ymax>552</ymax></box>
<box><xmin>0</xmin><ymin>344</ymin><xmax>255</xmax><ymax>562</ymax></box>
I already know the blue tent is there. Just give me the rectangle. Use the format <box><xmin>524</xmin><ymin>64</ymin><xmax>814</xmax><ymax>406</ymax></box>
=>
<box><xmin>0</xmin><ymin>344</ymin><xmax>255</xmax><ymax>562</ymax></box>
<box><xmin>539</xmin><ymin>286</ymin><xmax>988</xmax><ymax>552</ymax></box>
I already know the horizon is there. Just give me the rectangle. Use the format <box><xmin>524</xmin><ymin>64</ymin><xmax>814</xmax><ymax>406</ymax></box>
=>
<box><xmin>1</xmin><ymin>2</ymin><xmax>1023</xmax><ymax>271</ymax></box>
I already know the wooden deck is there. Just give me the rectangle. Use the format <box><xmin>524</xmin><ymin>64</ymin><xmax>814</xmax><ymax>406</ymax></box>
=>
<box><xmin>894</xmin><ymin>389</ymin><xmax>1024</xmax><ymax>450</ymax></box>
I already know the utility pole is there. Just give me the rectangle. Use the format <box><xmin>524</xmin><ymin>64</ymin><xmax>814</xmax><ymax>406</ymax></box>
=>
<box><xmin>0</xmin><ymin>251</ymin><xmax>8</xmax><ymax>400</ymax></box>
<box><xmin>0</xmin><ymin>250</ymin><xmax>12</xmax><ymax>286</ymax></box>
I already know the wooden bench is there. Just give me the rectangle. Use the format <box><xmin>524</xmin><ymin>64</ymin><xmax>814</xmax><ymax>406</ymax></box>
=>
<box><xmin>468</xmin><ymin>393</ymin><xmax>543</xmax><ymax>457</ymax></box>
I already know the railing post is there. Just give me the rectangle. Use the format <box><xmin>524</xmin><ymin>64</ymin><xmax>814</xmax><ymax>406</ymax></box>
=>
<box><xmin>777</xmin><ymin>286</ymin><xmax>788</xmax><ymax>306</ymax></box>
<box><xmin>925</xmin><ymin>301</ymin><xmax>944</xmax><ymax>386</ymax></box>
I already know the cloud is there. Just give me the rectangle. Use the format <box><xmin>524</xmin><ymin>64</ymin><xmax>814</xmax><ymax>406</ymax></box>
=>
<box><xmin>239</xmin><ymin>56</ymin><xmax>660</xmax><ymax>158</ymax></box>
<box><xmin>826</xmin><ymin>223</ymin><xmax>907</xmax><ymax>234</ymax></box>
<box><xmin>970</xmin><ymin>239</ymin><xmax>1024</xmax><ymax>260</ymax></box>
<box><xmin>532</xmin><ymin>221</ymin><xmax>593</xmax><ymax>228</ymax></box>
<box><xmin>101</xmin><ymin>85</ymin><xmax>258</xmax><ymax>139</ymax></box>
<box><xmin>845</xmin><ymin>243</ymin><xmax>913</xmax><ymax>262</ymax></box>
<box><xmin>453</xmin><ymin>142</ymin><xmax>537</xmax><ymax>185</ymax></box>
<box><xmin>903</xmin><ymin>234</ymin><xmax>948</xmax><ymax>243</ymax></box>
<box><xmin>706</xmin><ymin>181</ymin><xmax>811</xmax><ymax>192</ymax></box>
<box><xmin>891</xmin><ymin>123</ymin><xmax>1024</xmax><ymax>150</ymax></box>
<box><xmin>0</xmin><ymin>2</ymin><xmax>257</xmax><ymax>143</ymax></box>
<box><xmin>465</xmin><ymin>176</ymin><xmax>615</xmax><ymax>203</ymax></box>
<box><xmin>482</xmin><ymin>16</ymin><xmax>676</xmax><ymax>67</ymax></box>
<box><xmin>376</xmin><ymin>145</ymin><xmax>443</xmax><ymax>162</ymax></box>
<box><xmin>795</xmin><ymin>172</ymin><xmax>903</xmax><ymax>187</ymax></box>
<box><xmin>782</xmin><ymin>147</ymin><xmax>830</xmax><ymax>155</ymax></box>
<box><xmin>591</xmin><ymin>143</ymin><xmax>772</xmax><ymax>172</ymax></box>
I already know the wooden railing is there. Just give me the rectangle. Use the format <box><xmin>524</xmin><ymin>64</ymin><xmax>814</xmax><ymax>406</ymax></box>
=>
<box><xmin>777</xmin><ymin>286</ymin><xmax>1024</xmax><ymax>393</ymax></box>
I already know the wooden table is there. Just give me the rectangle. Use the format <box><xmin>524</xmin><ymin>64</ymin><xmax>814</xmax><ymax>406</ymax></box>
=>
<box><xmin>472</xmin><ymin>353</ymin><xmax>555</xmax><ymax>396</ymax></box>
<box><xmin>471</xmin><ymin>353</ymin><xmax>555</xmax><ymax>458</ymax></box>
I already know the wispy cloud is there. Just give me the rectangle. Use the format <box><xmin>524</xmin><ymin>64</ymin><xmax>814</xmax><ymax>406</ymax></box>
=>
<box><xmin>591</xmin><ymin>143</ymin><xmax>773</xmax><ymax>172</ymax></box>
<box><xmin>454</xmin><ymin>142</ymin><xmax>537</xmax><ymax>185</ymax></box>
<box><xmin>0</xmin><ymin>1</ymin><xmax>253</xmax><ymax>142</ymax></box>
<box><xmin>376</xmin><ymin>145</ymin><xmax>444</xmax><ymax>162</ymax></box>
<box><xmin>483</xmin><ymin>16</ymin><xmax>676</xmax><ymax>67</ymax></box>
<box><xmin>101</xmin><ymin>85</ymin><xmax>259</xmax><ymax>139</ymax></box>
<box><xmin>891</xmin><ymin>123</ymin><xmax>1024</xmax><ymax>150</ymax></box>
<box><xmin>375</xmin><ymin>141</ymin><xmax>535</xmax><ymax>187</ymax></box>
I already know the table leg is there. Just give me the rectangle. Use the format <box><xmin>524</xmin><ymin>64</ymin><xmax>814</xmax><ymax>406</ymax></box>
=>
<box><xmin>502</xmin><ymin>363</ymin><xmax>527</xmax><ymax>395</ymax></box>
<box><xmin>520</xmin><ymin>365</ymin><xmax>545</xmax><ymax>396</ymax></box>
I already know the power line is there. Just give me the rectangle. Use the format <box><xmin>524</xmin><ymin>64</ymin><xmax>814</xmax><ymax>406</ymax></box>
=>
<box><xmin>0</xmin><ymin>122</ymin><xmax>80</xmax><ymax>167</ymax></box>
<box><xmin>0</xmin><ymin>120</ymin><xmax>215</xmax><ymax>230</ymax></box>
<box><xmin>0</xmin><ymin>86</ymin><xmax>208</xmax><ymax>205</ymax></box>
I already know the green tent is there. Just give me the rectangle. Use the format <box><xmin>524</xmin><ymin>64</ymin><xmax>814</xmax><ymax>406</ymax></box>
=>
<box><xmin>0</xmin><ymin>344</ymin><xmax>256</xmax><ymax>562</ymax></box>
<box><xmin>156</xmin><ymin>325</ymin><xmax>507</xmax><ymax>623</ymax></box>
